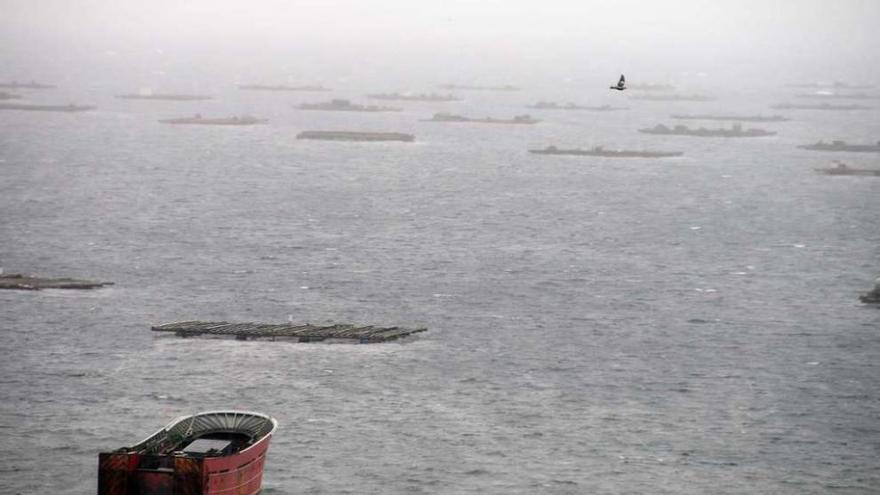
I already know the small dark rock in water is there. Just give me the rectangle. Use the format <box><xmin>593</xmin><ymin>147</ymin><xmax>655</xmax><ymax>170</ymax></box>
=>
<box><xmin>0</xmin><ymin>273</ymin><xmax>113</xmax><ymax>290</ymax></box>
<box><xmin>687</xmin><ymin>318</ymin><xmax>712</xmax><ymax>324</ymax></box>
<box><xmin>860</xmin><ymin>279</ymin><xmax>880</xmax><ymax>304</ymax></box>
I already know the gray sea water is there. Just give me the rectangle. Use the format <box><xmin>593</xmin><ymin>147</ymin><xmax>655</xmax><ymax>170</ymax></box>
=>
<box><xmin>1</xmin><ymin>81</ymin><xmax>879</xmax><ymax>494</ymax></box>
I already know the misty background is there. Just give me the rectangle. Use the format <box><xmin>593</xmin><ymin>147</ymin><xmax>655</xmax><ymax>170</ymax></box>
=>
<box><xmin>2</xmin><ymin>0</ymin><xmax>879</xmax><ymax>91</ymax></box>
<box><xmin>2</xmin><ymin>1</ymin><xmax>879</xmax><ymax>494</ymax></box>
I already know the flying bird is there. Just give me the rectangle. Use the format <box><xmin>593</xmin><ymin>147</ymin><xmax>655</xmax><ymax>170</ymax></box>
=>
<box><xmin>610</xmin><ymin>74</ymin><xmax>626</xmax><ymax>91</ymax></box>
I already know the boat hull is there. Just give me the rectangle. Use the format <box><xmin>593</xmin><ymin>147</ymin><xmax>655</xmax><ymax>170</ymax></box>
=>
<box><xmin>98</xmin><ymin>411</ymin><xmax>276</xmax><ymax>495</ymax></box>
<box><xmin>99</xmin><ymin>438</ymin><xmax>270</xmax><ymax>494</ymax></box>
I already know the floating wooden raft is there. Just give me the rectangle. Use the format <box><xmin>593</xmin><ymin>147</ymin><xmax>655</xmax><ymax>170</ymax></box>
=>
<box><xmin>0</xmin><ymin>274</ymin><xmax>113</xmax><ymax>290</ymax></box>
<box><xmin>152</xmin><ymin>320</ymin><xmax>427</xmax><ymax>343</ymax></box>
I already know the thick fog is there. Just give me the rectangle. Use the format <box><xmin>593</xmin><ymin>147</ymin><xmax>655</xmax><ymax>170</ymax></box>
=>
<box><xmin>1</xmin><ymin>0</ymin><xmax>878</xmax><ymax>89</ymax></box>
<box><xmin>3</xmin><ymin>1</ymin><xmax>880</xmax><ymax>494</ymax></box>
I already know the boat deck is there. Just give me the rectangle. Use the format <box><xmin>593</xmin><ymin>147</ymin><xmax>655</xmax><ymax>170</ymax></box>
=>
<box><xmin>152</xmin><ymin>320</ymin><xmax>427</xmax><ymax>343</ymax></box>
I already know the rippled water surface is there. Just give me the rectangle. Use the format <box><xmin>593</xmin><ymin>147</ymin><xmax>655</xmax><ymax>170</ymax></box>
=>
<box><xmin>1</xmin><ymin>84</ymin><xmax>879</xmax><ymax>494</ymax></box>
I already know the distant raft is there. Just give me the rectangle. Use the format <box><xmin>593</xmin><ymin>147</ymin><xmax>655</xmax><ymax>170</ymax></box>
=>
<box><xmin>794</xmin><ymin>93</ymin><xmax>880</xmax><ymax>100</ymax></box>
<box><xmin>785</xmin><ymin>82</ymin><xmax>874</xmax><ymax>90</ymax></box>
<box><xmin>671</xmin><ymin>114</ymin><xmax>789</xmax><ymax>122</ymax></box>
<box><xmin>297</xmin><ymin>130</ymin><xmax>415</xmax><ymax>142</ymax></box>
<box><xmin>296</xmin><ymin>99</ymin><xmax>401</xmax><ymax>112</ymax></box>
<box><xmin>159</xmin><ymin>115</ymin><xmax>268</xmax><ymax>125</ymax></box>
<box><xmin>152</xmin><ymin>320</ymin><xmax>427</xmax><ymax>343</ymax></box>
<box><xmin>814</xmin><ymin>162</ymin><xmax>880</xmax><ymax>176</ymax></box>
<box><xmin>422</xmin><ymin>113</ymin><xmax>540</xmax><ymax>124</ymax></box>
<box><xmin>237</xmin><ymin>83</ymin><xmax>330</xmax><ymax>92</ymax></box>
<box><xmin>367</xmin><ymin>92</ymin><xmax>461</xmax><ymax>102</ymax></box>
<box><xmin>639</xmin><ymin>123</ymin><xmax>776</xmax><ymax>138</ymax></box>
<box><xmin>437</xmin><ymin>84</ymin><xmax>519</xmax><ymax>91</ymax></box>
<box><xmin>797</xmin><ymin>140</ymin><xmax>880</xmax><ymax>153</ymax></box>
<box><xmin>0</xmin><ymin>102</ymin><xmax>95</xmax><ymax>112</ymax></box>
<box><xmin>530</xmin><ymin>145</ymin><xmax>683</xmax><ymax>158</ymax></box>
<box><xmin>0</xmin><ymin>81</ymin><xmax>55</xmax><ymax>89</ymax></box>
<box><xmin>771</xmin><ymin>103</ymin><xmax>871</xmax><ymax>111</ymax></box>
<box><xmin>628</xmin><ymin>83</ymin><xmax>675</xmax><ymax>91</ymax></box>
<box><xmin>0</xmin><ymin>274</ymin><xmax>112</xmax><ymax>290</ymax></box>
<box><xmin>116</xmin><ymin>93</ymin><xmax>212</xmax><ymax>101</ymax></box>
<box><xmin>528</xmin><ymin>102</ymin><xmax>628</xmax><ymax>111</ymax></box>
<box><xmin>814</xmin><ymin>163</ymin><xmax>880</xmax><ymax>177</ymax></box>
<box><xmin>630</xmin><ymin>94</ymin><xmax>715</xmax><ymax>101</ymax></box>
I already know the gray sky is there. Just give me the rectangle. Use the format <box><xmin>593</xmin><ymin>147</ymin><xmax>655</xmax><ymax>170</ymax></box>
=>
<box><xmin>2</xmin><ymin>0</ymin><xmax>878</xmax><ymax>86</ymax></box>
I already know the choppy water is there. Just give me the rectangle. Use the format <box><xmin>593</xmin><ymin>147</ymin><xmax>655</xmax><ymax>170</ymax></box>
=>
<box><xmin>1</xmin><ymin>81</ymin><xmax>879</xmax><ymax>494</ymax></box>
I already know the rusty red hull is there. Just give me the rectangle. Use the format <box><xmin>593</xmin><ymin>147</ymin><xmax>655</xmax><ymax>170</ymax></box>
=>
<box><xmin>98</xmin><ymin>411</ymin><xmax>276</xmax><ymax>495</ymax></box>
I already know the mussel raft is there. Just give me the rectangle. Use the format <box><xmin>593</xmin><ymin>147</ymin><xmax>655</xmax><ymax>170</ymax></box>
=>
<box><xmin>0</xmin><ymin>273</ymin><xmax>112</xmax><ymax>290</ymax></box>
<box><xmin>152</xmin><ymin>320</ymin><xmax>427</xmax><ymax>343</ymax></box>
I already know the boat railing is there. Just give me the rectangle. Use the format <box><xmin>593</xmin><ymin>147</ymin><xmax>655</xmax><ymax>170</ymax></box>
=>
<box><xmin>132</xmin><ymin>411</ymin><xmax>277</xmax><ymax>456</ymax></box>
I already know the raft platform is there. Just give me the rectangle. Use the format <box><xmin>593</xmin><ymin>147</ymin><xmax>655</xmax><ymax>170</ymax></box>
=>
<box><xmin>152</xmin><ymin>320</ymin><xmax>427</xmax><ymax>343</ymax></box>
<box><xmin>0</xmin><ymin>274</ymin><xmax>113</xmax><ymax>290</ymax></box>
